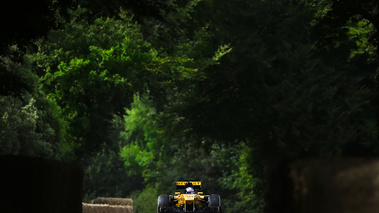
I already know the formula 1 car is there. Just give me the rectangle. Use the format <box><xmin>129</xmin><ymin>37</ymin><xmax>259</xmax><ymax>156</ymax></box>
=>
<box><xmin>157</xmin><ymin>179</ymin><xmax>221</xmax><ymax>213</ymax></box>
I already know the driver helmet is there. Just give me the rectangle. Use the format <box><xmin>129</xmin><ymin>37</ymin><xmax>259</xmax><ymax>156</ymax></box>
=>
<box><xmin>186</xmin><ymin>187</ymin><xmax>195</xmax><ymax>194</ymax></box>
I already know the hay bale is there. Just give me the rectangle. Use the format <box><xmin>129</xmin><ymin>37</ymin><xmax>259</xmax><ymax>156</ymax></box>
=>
<box><xmin>265</xmin><ymin>158</ymin><xmax>379</xmax><ymax>213</ymax></box>
<box><xmin>91</xmin><ymin>197</ymin><xmax>133</xmax><ymax>206</ymax></box>
<box><xmin>83</xmin><ymin>203</ymin><xmax>133</xmax><ymax>213</ymax></box>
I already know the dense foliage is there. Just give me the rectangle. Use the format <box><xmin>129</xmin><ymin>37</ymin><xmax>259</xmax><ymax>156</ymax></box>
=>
<box><xmin>1</xmin><ymin>0</ymin><xmax>378</xmax><ymax>213</ymax></box>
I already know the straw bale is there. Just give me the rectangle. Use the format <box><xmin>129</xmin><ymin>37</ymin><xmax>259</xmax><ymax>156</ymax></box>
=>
<box><xmin>90</xmin><ymin>197</ymin><xmax>133</xmax><ymax>206</ymax></box>
<box><xmin>265</xmin><ymin>158</ymin><xmax>379</xmax><ymax>213</ymax></box>
<box><xmin>82</xmin><ymin>203</ymin><xmax>133</xmax><ymax>213</ymax></box>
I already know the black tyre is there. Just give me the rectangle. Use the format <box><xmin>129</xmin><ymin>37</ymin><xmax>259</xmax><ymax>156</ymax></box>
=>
<box><xmin>209</xmin><ymin>194</ymin><xmax>221</xmax><ymax>213</ymax></box>
<box><xmin>209</xmin><ymin>194</ymin><xmax>220</xmax><ymax>207</ymax></box>
<box><xmin>158</xmin><ymin>195</ymin><xmax>170</xmax><ymax>213</ymax></box>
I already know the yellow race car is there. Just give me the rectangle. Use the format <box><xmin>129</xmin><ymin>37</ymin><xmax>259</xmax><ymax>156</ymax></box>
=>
<box><xmin>157</xmin><ymin>179</ymin><xmax>221</xmax><ymax>213</ymax></box>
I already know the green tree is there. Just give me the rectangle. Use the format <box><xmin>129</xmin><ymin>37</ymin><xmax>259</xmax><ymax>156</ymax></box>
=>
<box><xmin>212</xmin><ymin>143</ymin><xmax>263</xmax><ymax>213</ymax></box>
<box><xmin>171</xmin><ymin>0</ymin><xmax>377</xmax><ymax>211</ymax></box>
<box><xmin>0</xmin><ymin>0</ymin><xmax>74</xmax><ymax>97</ymax></box>
<box><xmin>82</xmin><ymin>147</ymin><xmax>143</xmax><ymax>202</ymax></box>
<box><xmin>35</xmin><ymin>10</ymin><xmax>191</xmax><ymax>156</ymax></box>
<box><xmin>311</xmin><ymin>0</ymin><xmax>378</xmax><ymax>55</ymax></box>
<box><xmin>35</xmin><ymin>5</ymin><xmax>225</xmax><ymax>157</ymax></box>
<box><xmin>0</xmin><ymin>47</ymin><xmax>69</xmax><ymax>160</ymax></box>
<box><xmin>180</xmin><ymin>0</ymin><xmax>377</xmax><ymax>159</ymax></box>
<box><xmin>119</xmin><ymin>94</ymin><xmax>170</xmax><ymax>182</ymax></box>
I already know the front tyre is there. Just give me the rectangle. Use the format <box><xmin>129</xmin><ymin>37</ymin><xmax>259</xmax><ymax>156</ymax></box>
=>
<box><xmin>158</xmin><ymin>195</ymin><xmax>170</xmax><ymax>213</ymax></box>
<box><xmin>209</xmin><ymin>194</ymin><xmax>221</xmax><ymax>213</ymax></box>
